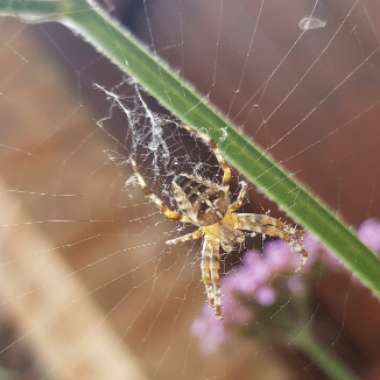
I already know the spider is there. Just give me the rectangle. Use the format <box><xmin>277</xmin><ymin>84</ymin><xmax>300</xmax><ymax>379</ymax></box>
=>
<box><xmin>130</xmin><ymin>126</ymin><xmax>307</xmax><ymax>319</ymax></box>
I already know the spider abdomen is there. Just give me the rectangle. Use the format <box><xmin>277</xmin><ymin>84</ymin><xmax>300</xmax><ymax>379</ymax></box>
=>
<box><xmin>172</xmin><ymin>174</ymin><xmax>229</xmax><ymax>226</ymax></box>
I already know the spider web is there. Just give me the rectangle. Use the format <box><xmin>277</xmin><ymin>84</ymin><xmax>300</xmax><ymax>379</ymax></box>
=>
<box><xmin>0</xmin><ymin>0</ymin><xmax>380</xmax><ymax>379</ymax></box>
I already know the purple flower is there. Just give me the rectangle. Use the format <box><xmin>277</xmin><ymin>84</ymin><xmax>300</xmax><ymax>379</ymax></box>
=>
<box><xmin>221</xmin><ymin>273</ymin><xmax>253</xmax><ymax>324</ymax></box>
<box><xmin>193</xmin><ymin>242</ymin><xmax>309</xmax><ymax>352</ymax></box>
<box><xmin>358</xmin><ymin>218</ymin><xmax>380</xmax><ymax>252</ymax></box>
<box><xmin>264</xmin><ymin>240</ymin><xmax>293</xmax><ymax>271</ymax></box>
<box><xmin>255</xmin><ymin>286</ymin><xmax>277</xmax><ymax>305</ymax></box>
<box><xmin>192</xmin><ymin>305</ymin><xmax>226</xmax><ymax>354</ymax></box>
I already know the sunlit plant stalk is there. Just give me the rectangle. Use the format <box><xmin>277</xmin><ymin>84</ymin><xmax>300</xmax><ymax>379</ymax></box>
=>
<box><xmin>1</xmin><ymin>1</ymin><xmax>380</xmax><ymax>303</ymax></box>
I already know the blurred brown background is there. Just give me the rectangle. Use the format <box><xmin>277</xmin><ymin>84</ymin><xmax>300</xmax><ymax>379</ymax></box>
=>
<box><xmin>1</xmin><ymin>0</ymin><xmax>380</xmax><ymax>379</ymax></box>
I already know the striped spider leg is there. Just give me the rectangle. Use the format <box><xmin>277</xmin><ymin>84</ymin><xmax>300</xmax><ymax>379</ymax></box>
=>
<box><xmin>234</xmin><ymin>213</ymin><xmax>308</xmax><ymax>266</ymax></box>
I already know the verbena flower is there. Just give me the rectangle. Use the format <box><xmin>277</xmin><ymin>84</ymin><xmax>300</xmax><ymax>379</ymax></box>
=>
<box><xmin>191</xmin><ymin>307</ymin><xmax>226</xmax><ymax>354</ymax></box>
<box><xmin>192</xmin><ymin>218</ymin><xmax>380</xmax><ymax>353</ymax></box>
<box><xmin>357</xmin><ymin>218</ymin><xmax>380</xmax><ymax>252</ymax></box>
<box><xmin>192</xmin><ymin>242</ymin><xmax>310</xmax><ymax>352</ymax></box>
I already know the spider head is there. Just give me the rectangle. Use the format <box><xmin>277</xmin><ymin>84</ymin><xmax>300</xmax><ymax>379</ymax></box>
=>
<box><xmin>172</xmin><ymin>174</ymin><xmax>230</xmax><ymax>226</ymax></box>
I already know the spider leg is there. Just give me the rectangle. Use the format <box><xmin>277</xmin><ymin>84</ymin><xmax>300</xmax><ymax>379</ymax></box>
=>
<box><xmin>210</xmin><ymin>140</ymin><xmax>232</xmax><ymax>187</ymax></box>
<box><xmin>181</xmin><ymin>125</ymin><xmax>232</xmax><ymax>186</ymax></box>
<box><xmin>229</xmin><ymin>180</ymin><xmax>248</xmax><ymax>212</ymax></box>
<box><xmin>166</xmin><ymin>229</ymin><xmax>203</xmax><ymax>245</ymax></box>
<box><xmin>130</xmin><ymin>158</ymin><xmax>192</xmax><ymax>223</ymax></box>
<box><xmin>201</xmin><ymin>235</ymin><xmax>222</xmax><ymax>319</ymax></box>
<box><xmin>235</xmin><ymin>213</ymin><xmax>308</xmax><ymax>259</ymax></box>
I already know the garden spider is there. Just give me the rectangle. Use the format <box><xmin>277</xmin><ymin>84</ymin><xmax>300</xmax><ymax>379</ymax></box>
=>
<box><xmin>130</xmin><ymin>126</ymin><xmax>307</xmax><ymax>319</ymax></box>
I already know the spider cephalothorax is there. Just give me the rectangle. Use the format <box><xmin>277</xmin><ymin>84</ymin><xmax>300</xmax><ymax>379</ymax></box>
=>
<box><xmin>131</xmin><ymin>126</ymin><xmax>307</xmax><ymax>319</ymax></box>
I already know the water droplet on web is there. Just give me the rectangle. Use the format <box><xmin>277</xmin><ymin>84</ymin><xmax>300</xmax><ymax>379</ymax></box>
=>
<box><xmin>298</xmin><ymin>17</ymin><xmax>326</xmax><ymax>31</ymax></box>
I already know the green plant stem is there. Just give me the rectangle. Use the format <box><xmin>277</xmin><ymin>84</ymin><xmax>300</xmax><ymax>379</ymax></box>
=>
<box><xmin>0</xmin><ymin>1</ymin><xmax>62</xmax><ymax>16</ymax></box>
<box><xmin>291</xmin><ymin>328</ymin><xmax>358</xmax><ymax>380</ymax></box>
<box><xmin>1</xmin><ymin>0</ymin><xmax>380</xmax><ymax>298</ymax></box>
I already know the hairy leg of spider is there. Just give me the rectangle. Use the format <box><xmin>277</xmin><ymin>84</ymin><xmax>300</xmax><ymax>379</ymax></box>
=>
<box><xmin>181</xmin><ymin>125</ymin><xmax>232</xmax><ymax>186</ymax></box>
<box><xmin>166</xmin><ymin>229</ymin><xmax>203</xmax><ymax>246</ymax></box>
<box><xmin>229</xmin><ymin>180</ymin><xmax>248</xmax><ymax>211</ymax></box>
<box><xmin>211</xmin><ymin>140</ymin><xmax>232</xmax><ymax>186</ymax></box>
<box><xmin>130</xmin><ymin>158</ymin><xmax>187</xmax><ymax>222</ymax></box>
<box><xmin>202</xmin><ymin>235</ymin><xmax>222</xmax><ymax>318</ymax></box>
<box><xmin>235</xmin><ymin>213</ymin><xmax>308</xmax><ymax>258</ymax></box>
<box><xmin>200</xmin><ymin>241</ymin><xmax>214</xmax><ymax>313</ymax></box>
